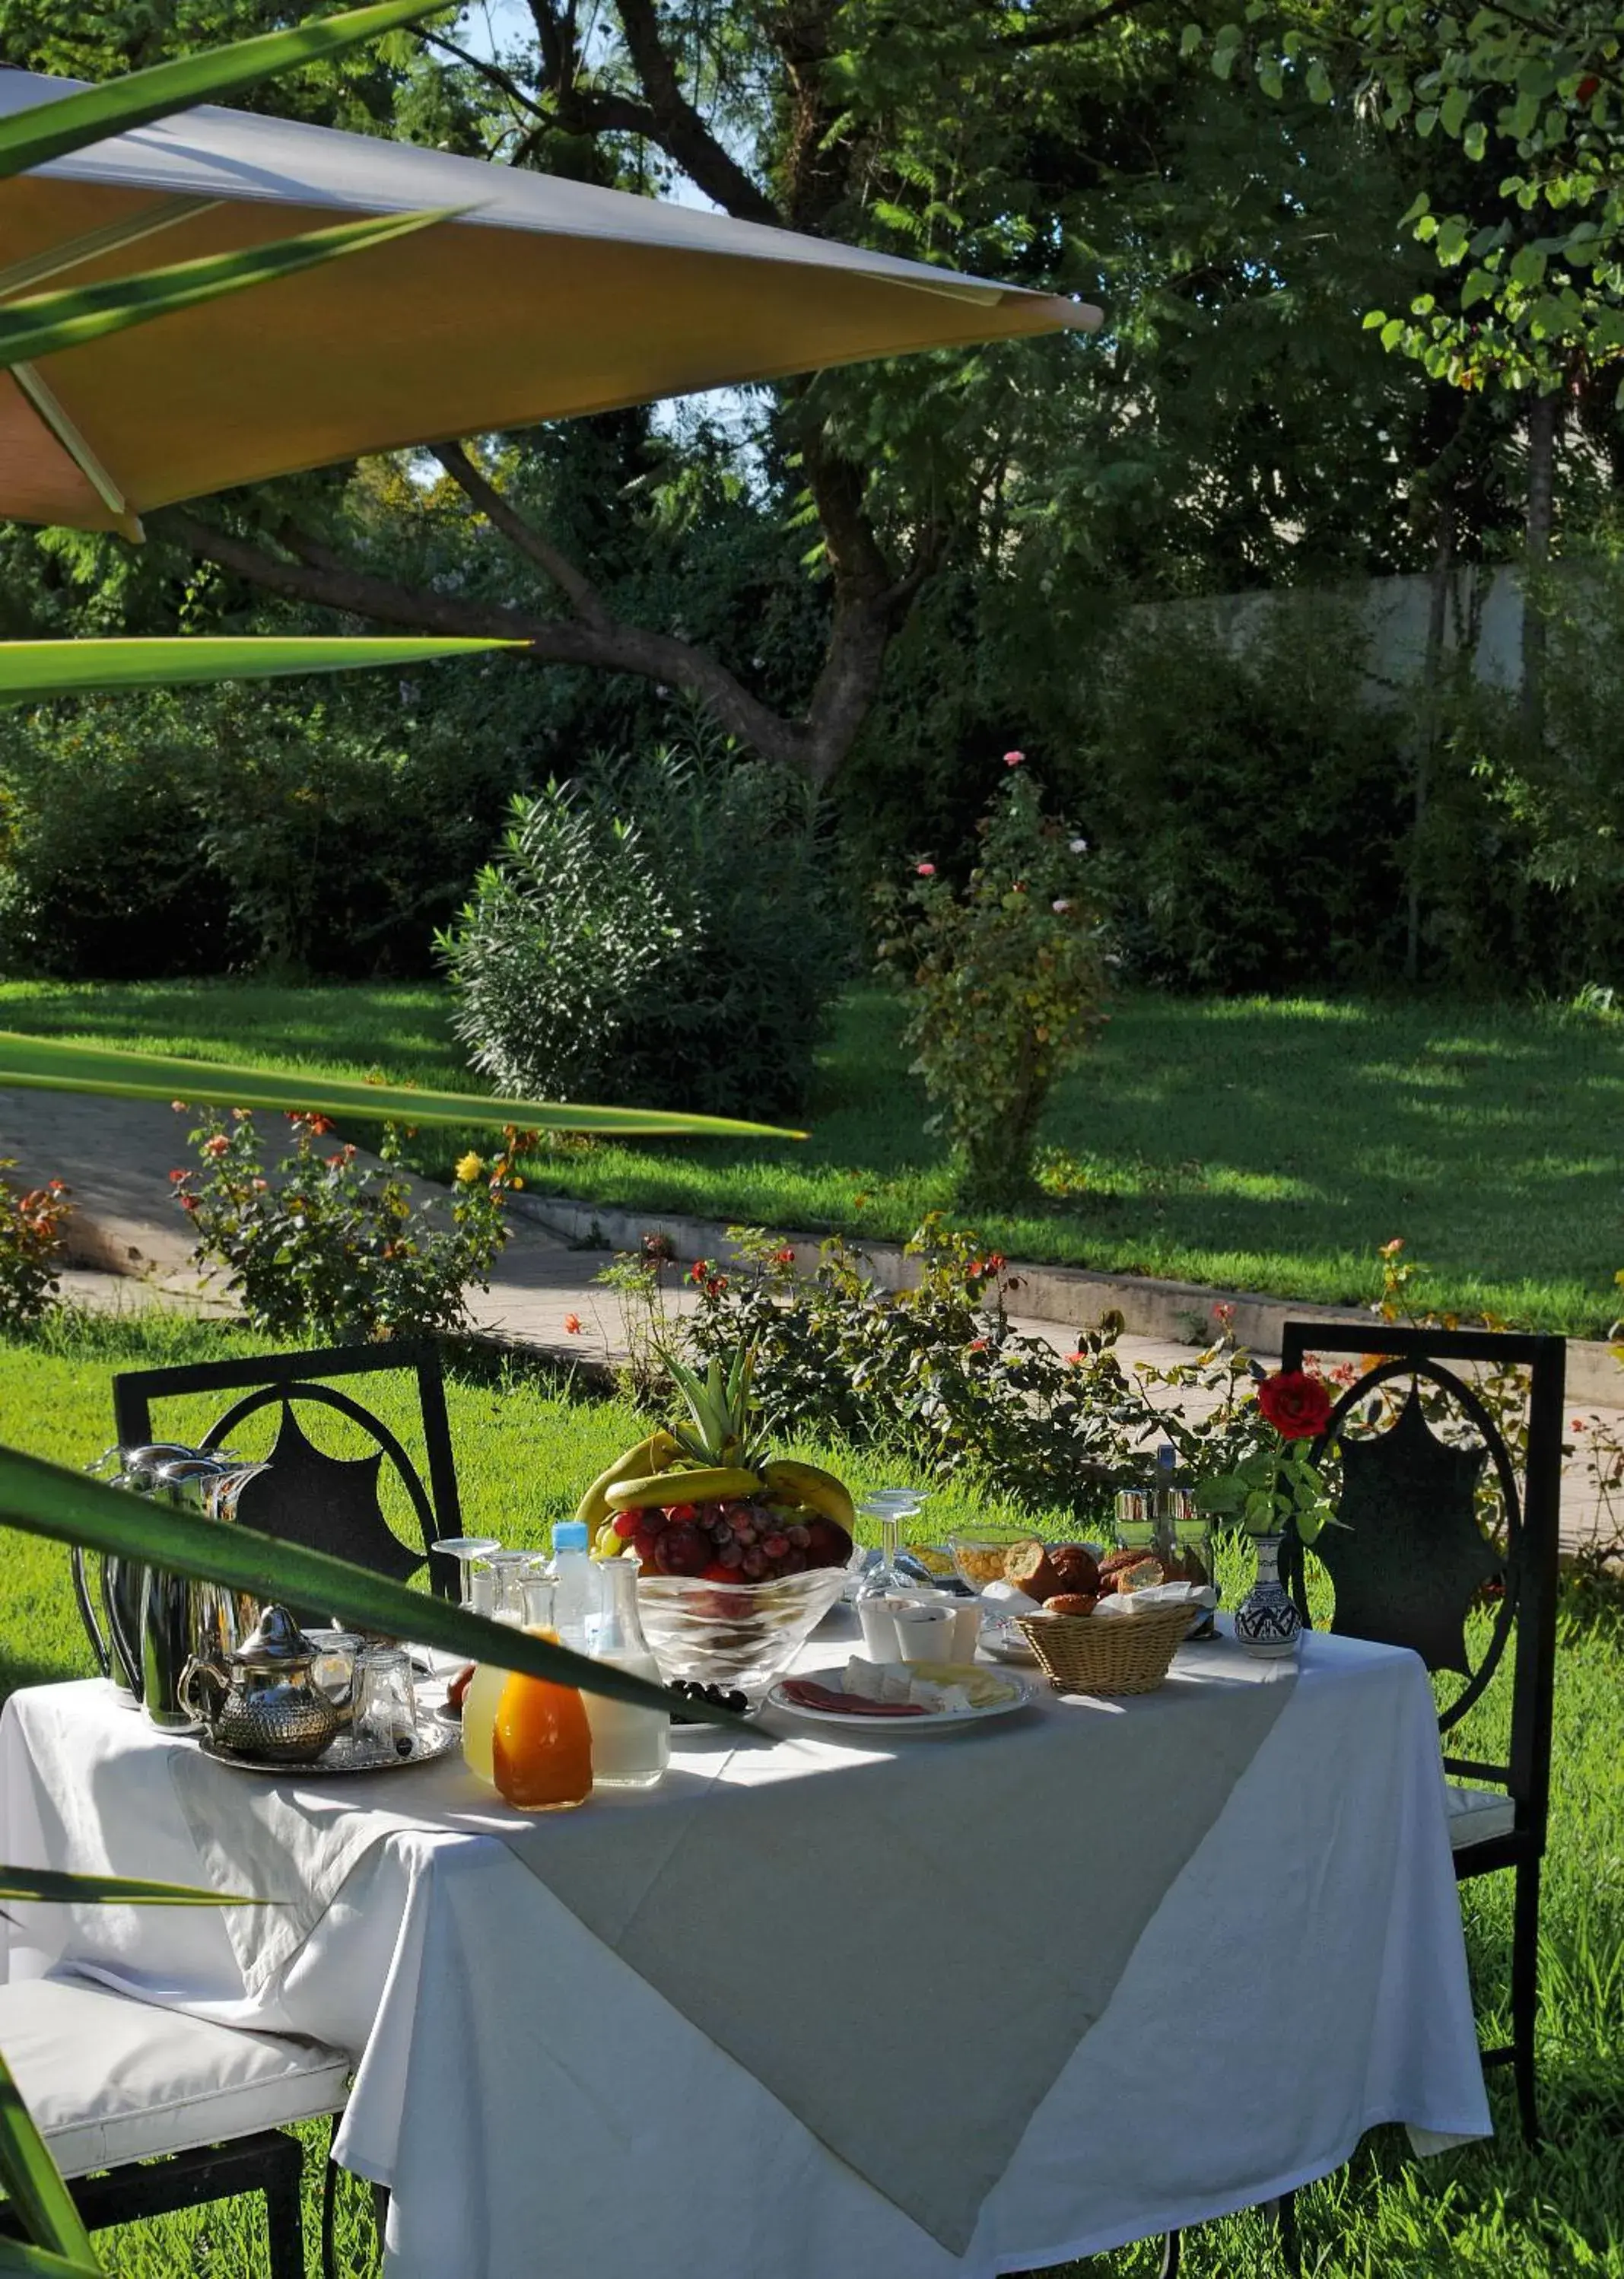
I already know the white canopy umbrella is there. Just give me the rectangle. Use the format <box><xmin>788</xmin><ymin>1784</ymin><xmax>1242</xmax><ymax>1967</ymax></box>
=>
<box><xmin>0</xmin><ymin>68</ymin><xmax>1100</xmax><ymax>537</ymax></box>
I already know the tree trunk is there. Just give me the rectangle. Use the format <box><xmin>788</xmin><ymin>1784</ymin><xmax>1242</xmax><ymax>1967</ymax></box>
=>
<box><xmin>1407</xmin><ymin>508</ymin><xmax>1454</xmax><ymax>984</ymax></box>
<box><xmin>1520</xmin><ymin>387</ymin><xmax>1561</xmax><ymax>746</ymax></box>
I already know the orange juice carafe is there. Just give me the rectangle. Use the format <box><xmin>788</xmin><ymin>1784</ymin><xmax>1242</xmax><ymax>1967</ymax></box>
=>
<box><xmin>490</xmin><ymin>1580</ymin><xmax>593</xmax><ymax>1812</ymax></box>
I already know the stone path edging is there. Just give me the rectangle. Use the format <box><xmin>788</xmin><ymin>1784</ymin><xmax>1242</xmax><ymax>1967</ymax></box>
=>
<box><xmin>510</xmin><ymin>1193</ymin><xmax>1623</xmax><ymax>1411</ymax></box>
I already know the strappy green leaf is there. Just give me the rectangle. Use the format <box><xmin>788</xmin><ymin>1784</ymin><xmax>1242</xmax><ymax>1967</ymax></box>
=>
<box><xmin>0</xmin><ymin>2050</ymin><xmax>96</xmax><ymax>2274</ymax></box>
<box><xmin>0</xmin><ymin>1867</ymin><xmax>267</xmax><ymax>1907</ymax></box>
<box><xmin>0</xmin><ymin>1033</ymin><xmax>802</xmax><ymax>1139</ymax></box>
<box><xmin>0</xmin><ymin>1447</ymin><xmax>749</xmax><ymax>1731</ymax></box>
<box><xmin>0</xmin><ymin>637</ymin><xmax>520</xmax><ymax>704</ymax></box>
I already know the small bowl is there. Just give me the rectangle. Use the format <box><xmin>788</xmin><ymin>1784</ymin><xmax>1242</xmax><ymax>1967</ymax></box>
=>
<box><xmin>947</xmin><ymin>1525</ymin><xmax>1044</xmax><ymax>1595</ymax></box>
<box><xmin>636</xmin><ymin>1565</ymin><xmax>849</xmax><ymax>1706</ymax></box>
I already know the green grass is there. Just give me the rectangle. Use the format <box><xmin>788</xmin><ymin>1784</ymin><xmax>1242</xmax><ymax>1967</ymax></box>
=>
<box><xmin>0</xmin><ymin>1313</ymin><xmax>1619</xmax><ymax>2277</ymax></box>
<box><xmin>1</xmin><ymin>977</ymin><xmax>1620</xmax><ymax>1332</ymax></box>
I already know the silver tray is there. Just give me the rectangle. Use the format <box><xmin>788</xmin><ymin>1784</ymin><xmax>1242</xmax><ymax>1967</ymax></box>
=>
<box><xmin>197</xmin><ymin>1718</ymin><xmax>459</xmax><ymax>1777</ymax></box>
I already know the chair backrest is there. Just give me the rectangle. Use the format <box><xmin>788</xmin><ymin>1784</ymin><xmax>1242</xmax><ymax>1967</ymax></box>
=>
<box><xmin>110</xmin><ymin>1341</ymin><xmax>464</xmax><ymax>1597</ymax></box>
<box><xmin>1277</xmin><ymin>1321</ymin><xmax>1563</xmax><ymax>1844</ymax></box>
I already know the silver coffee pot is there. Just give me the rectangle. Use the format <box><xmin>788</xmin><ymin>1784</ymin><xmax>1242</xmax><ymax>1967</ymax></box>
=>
<box><xmin>180</xmin><ymin>1605</ymin><xmax>340</xmax><ymax>1764</ymax></box>
<box><xmin>75</xmin><ymin>1445</ymin><xmax>269</xmax><ymax>1731</ymax></box>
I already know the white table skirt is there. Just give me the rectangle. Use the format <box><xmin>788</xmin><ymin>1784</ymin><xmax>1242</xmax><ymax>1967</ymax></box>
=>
<box><xmin>0</xmin><ymin>1629</ymin><xmax>1491</xmax><ymax>2278</ymax></box>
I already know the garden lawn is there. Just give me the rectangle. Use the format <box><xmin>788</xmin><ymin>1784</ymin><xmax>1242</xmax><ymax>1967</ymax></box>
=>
<box><xmin>0</xmin><ymin>1313</ymin><xmax>1618</xmax><ymax>2277</ymax></box>
<box><xmin>2</xmin><ymin>980</ymin><xmax>1620</xmax><ymax>1334</ymax></box>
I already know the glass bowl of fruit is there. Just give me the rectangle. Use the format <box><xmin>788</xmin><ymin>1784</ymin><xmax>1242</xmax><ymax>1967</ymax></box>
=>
<box><xmin>637</xmin><ymin>1561</ymin><xmax>850</xmax><ymax>1705</ymax></box>
<box><xmin>946</xmin><ymin>1524</ymin><xmax>1045</xmax><ymax>1595</ymax></box>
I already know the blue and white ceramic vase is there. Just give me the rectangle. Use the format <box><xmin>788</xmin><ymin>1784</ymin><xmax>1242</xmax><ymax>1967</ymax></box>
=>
<box><xmin>1233</xmin><ymin>1530</ymin><xmax>1301</xmax><ymax>1659</ymax></box>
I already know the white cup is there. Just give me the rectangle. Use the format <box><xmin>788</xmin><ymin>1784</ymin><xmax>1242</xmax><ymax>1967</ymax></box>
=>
<box><xmin>892</xmin><ymin>1601</ymin><xmax>960</xmax><ymax>1664</ymax></box>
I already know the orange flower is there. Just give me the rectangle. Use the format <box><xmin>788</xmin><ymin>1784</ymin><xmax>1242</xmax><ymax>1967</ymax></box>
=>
<box><xmin>564</xmin><ymin>1312</ymin><xmax>583</xmax><ymax>1335</ymax></box>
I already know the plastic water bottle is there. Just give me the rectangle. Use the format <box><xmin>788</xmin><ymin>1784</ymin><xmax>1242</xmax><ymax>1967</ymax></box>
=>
<box><xmin>550</xmin><ymin>1519</ymin><xmax>595</xmax><ymax>1651</ymax></box>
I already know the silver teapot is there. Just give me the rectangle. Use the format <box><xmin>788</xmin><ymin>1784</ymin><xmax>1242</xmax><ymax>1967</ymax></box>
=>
<box><xmin>180</xmin><ymin>1605</ymin><xmax>339</xmax><ymax>1765</ymax></box>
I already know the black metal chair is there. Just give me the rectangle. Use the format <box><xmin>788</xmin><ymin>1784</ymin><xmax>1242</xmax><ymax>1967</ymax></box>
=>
<box><xmin>1277</xmin><ymin>1320</ymin><xmax>1564</xmax><ymax>2148</ymax></box>
<box><xmin>94</xmin><ymin>1342</ymin><xmax>467</xmax><ymax>2274</ymax></box>
<box><xmin>0</xmin><ymin>1974</ymin><xmax>349</xmax><ymax>2278</ymax></box>
<box><xmin>111</xmin><ymin>1339</ymin><xmax>465</xmax><ymax>1597</ymax></box>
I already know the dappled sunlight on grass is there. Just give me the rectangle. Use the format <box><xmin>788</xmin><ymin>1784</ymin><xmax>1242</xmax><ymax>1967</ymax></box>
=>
<box><xmin>0</xmin><ymin>981</ymin><xmax>1617</xmax><ymax>1330</ymax></box>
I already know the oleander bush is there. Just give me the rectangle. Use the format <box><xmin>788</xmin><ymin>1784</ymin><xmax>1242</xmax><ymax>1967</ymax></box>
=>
<box><xmin>438</xmin><ymin>733</ymin><xmax>845</xmax><ymax>1116</ymax></box>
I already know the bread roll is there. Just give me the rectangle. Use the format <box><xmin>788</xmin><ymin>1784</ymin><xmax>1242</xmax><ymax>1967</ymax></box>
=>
<box><xmin>1048</xmin><ymin>1543</ymin><xmax>1101</xmax><ymax>1597</ymax></box>
<box><xmin>1003</xmin><ymin>1538</ymin><xmax>1063</xmax><ymax>1601</ymax></box>
<box><xmin>1044</xmin><ymin>1593</ymin><xmax>1098</xmax><ymax>1617</ymax></box>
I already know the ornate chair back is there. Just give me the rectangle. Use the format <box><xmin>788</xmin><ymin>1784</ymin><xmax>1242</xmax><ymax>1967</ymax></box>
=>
<box><xmin>1276</xmin><ymin>1322</ymin><xmax>1563</xmax><ymax>1848</ymax></box>
<box><xmin>110</xmin><ymin>1341</ymin><xmax>464</xmax><ymax>1597</ymax></box>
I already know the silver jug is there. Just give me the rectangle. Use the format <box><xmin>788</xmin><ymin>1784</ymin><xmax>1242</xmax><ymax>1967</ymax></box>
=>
<box><xmin>75</xmin><ymin>1445</ymin><xmax>269</xmax><ymax>1730</ymax></box>
<box><xmin>180</xmin><ymin>1605</ymin><xmax>340</xmax><ymax>1764</ymax></box>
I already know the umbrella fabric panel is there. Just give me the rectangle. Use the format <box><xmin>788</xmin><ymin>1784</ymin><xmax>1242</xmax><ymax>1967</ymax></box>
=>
<box><xmin>0</xmin><ymin>68</ymin><xmax>1098</xmax><ymax>532</ymax></box>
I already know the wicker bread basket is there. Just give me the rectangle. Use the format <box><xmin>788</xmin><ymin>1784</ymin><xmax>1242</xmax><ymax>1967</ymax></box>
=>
<box><xmin>1015</xmin><ymin>1601</ymin><xmax>1196</xmax><ymax>1696</ymax></box>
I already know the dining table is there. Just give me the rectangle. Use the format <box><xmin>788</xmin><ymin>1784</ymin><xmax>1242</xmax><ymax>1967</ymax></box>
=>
<box><xmin>0</xmin><ymin>1611</ymin><xmax>1492</xmax><ymax>2279</ymax></box>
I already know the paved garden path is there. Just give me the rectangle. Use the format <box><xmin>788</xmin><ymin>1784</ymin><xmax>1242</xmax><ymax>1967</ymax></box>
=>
<box><xmin>2</xmin><ymin>1085</ymin><xmax>1615</xmax><ymax>1562</ymax></box>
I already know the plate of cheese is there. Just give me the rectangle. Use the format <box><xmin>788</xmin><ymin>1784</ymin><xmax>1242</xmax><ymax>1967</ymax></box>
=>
<box><xmin>768</xmin><ymin>1658</ymin><xmax>1034</xmax><ymax>1731</ymax></box>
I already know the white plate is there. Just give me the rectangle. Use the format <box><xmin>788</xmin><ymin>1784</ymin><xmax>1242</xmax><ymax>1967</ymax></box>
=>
<box><xmin>766</xmin><ymin>1665</ymin><xmax>1035</xmax><ymax>1733</ymax></box>
<box><xmin>979</xmin><ymin>1617</ymin><xmax>1039</xmax><ymax>1666</ymax></box>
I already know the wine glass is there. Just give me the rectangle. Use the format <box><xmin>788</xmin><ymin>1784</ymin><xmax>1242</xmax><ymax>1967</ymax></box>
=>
<box><xmin>431</xmin><ymin>1537</ymin><xmax>501</xmax><ymax>1612</ymax></box>
<box><xmin>855</xmin><ymin>1488</ymin><xmax>927</xmax><ymax>1602</ymax></box>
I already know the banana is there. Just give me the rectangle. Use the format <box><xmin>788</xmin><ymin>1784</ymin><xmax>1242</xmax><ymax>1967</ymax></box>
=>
<box><xmin>574</xmin><ymin>1430</ymin><xmax>681</xmax><ymax>1527</ymax></box>
<box><xmin>761</xmin><ymin>1460</ymin><xmax>856</xmax><ymax>1530</ymax></box>
<box><xmin>603</xmin><ymin>1465</ymin><xmax>762</xmax><ymax>1514</ymax></box>
<box><xmin>593</xmin><ymin>1518</ymin><xmax>626</xmax><ymax>1558</ymax></box>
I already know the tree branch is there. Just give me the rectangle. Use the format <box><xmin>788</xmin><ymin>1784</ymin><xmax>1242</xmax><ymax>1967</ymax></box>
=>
<box><xmin>156</xmin><ymin>507</ymin><xmax>822</xmax><ymax>777</ymax></box>
<box><xmin>424</xmin><ymin>31</ymin><xmax>547</xmax><ymax>119</ymax></box>
<box><xmin>431</xmin><ymin>443</ymin><xmax>612</xmax><ymax>630</ymax></box>
<box><xmin>609</xmin><ymin>0</ymin><xmax>782</xmax><ymax>225</ymax></box>
<box><xmin>990</xmin><ymin>0</ymin><xmax>1150</xmax><ymax>50</ymax></box>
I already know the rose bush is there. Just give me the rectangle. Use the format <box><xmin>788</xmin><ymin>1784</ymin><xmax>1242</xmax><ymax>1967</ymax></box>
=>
<box><xmin>873</xmin><ymin>763</ymin><xmax>1111</xmax><ymax>1205</ymax></box>
<box><xmin>1257</xmin><ymin>1369</ymin><xmax>1333</xmax><ymax>1442</ymax></box>
<box><xmin>0</xmin><ymin>1165</ymin><xmax>70</xmax><ymax>1333</ymax></box>
<box><xmin>173</xmin><ymin>1110</ymin><xmax>531</xmax><ymax>1343</ymax></box>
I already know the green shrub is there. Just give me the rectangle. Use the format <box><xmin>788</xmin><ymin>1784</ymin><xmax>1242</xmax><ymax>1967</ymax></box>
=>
<box><xmin>0</xmin><ymin>685</ymin><xmax>516</xmax><ymax>980</ymax></box>
<box><xmin>1076</xmin><ymin>599</ymin><xmax>1410</xmax><ymax>991</ymax></box>
<box><xmin>438</xmin><ymin>735</ymin><xmax>844</xmax><ymax>1116</ymax></box>
<box><xmin>0</xmin><ymin>1165</ymin><xmax>71</xmax><ymax>1333</ymax></box>
<box><xmin>639</xmin><ymin>1219</ymin><xmax>1146</xmax><ymax>1526</ymax></box>
<box><xmin>873</xmin><ymin>763</ymin><xmax>1110</xmax><ymax>1203</ymax></box>
<box><xmin>173</xmin><ymin>1111</ymin><xmax>525</xmax><ymax>1343</ymax></box>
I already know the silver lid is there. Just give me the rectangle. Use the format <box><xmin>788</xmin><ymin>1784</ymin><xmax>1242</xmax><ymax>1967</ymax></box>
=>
<box><xmin>230</xmin><ymin>1604</ymin><xmax>315</xmax><ymax>1669</ymax></box>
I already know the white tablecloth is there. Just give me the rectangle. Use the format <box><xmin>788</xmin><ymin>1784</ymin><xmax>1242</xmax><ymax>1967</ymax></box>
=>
<box><xmin>0</xmin><ymin>1626</ymin><xmax>1492</xmax><ymax>2278</ymax></box>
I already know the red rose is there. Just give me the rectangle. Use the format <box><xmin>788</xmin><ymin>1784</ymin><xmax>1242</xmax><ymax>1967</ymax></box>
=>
<box><xmin>1257</xmin><ymin>1369</ymin><xmax>1332</xmax><ymax>1441</ymax></box>
<box><xmin>1577</xmin><ymin>73</ymin><xmax>1600</xmax><ymax>101</ymax></box>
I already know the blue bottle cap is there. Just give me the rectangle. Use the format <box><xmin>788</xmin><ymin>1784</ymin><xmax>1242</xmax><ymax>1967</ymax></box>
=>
<box><xmin>552</xmin><ymin>1520</ymin><xmax>590</xmax><ymax>1551</ymax></box>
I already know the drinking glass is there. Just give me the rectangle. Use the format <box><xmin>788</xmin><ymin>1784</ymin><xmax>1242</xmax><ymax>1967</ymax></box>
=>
<box><xmin>430</xmin><ymin>1537</ymin><xmax>501</xmax><ymax>1611</ymax></box>
<box><xmin>481</xmin><ymin>1550</ymin><xmax>533</xmax><ymax>1622</ymax></box>
<box><xmin>353</xmin><ymin>1643</ymin><xmax>417</xmax><ymax>1755</ymax></box>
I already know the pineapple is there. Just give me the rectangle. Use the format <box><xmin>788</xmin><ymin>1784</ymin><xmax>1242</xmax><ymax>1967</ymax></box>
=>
<box><xmin>574</xmin><ymin>1343</ymin><xmax>855</xmax><ymax>1583</ymax></box>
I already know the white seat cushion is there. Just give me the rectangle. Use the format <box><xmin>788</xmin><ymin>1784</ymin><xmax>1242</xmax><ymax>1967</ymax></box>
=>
<box><xmin>0</xmin><ymin>1976</ymin><xmax>349</xmax><ymax>2179</ymax></box>
<box><xmin>1444</xmin><ymin>1783</ymin><xmax>1517</xmax><ymax>1851</ymax></box>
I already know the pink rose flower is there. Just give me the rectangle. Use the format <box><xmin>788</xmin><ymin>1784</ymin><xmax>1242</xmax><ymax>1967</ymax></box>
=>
<box><xmin>916</xmin><ymin>861</ymin><xmax>936</xmax><ymax>876</ymax></box>
<box><xmin>1003</xmin><ymin>749</ymin><xmax>1025</xmax><ymax>767</ymax></box>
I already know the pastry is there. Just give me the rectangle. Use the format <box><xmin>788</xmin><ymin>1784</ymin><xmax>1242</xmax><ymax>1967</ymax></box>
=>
<box><xmin>1043</xmin><ymin>1593</ymin><xmax>1098</xmax><ymax>1617</ymax></box>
